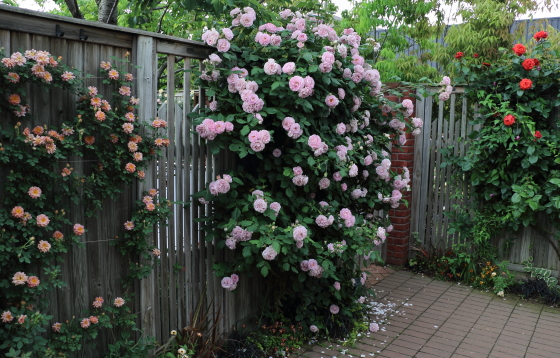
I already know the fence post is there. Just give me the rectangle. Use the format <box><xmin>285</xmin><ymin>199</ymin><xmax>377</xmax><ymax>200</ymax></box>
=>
<box><xmin>384</xmin><ymin>84</ymin><xmax>416</xmax><ymax>266</ymax></box>
<box><xmin>134</xmin><ymin>34</ymin><xmax>158</xmax><ymax>339</ymax></box>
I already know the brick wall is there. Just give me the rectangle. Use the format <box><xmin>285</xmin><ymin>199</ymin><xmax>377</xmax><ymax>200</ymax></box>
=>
<box><xmin>383</xmin><ymin>85</ymin><xmax>415</xmax><ymax>266</ymax></box>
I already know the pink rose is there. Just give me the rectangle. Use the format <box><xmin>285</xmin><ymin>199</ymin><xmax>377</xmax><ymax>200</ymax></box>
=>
<box><xmin>330</xmin><ymin>304</ymin><xmax>340</xmax><ymax>314</ymax></box>
<box><xmin>289</xmin><ymin>76</ymin><xmax>305</xmax><ymax>92</ymax></box>
<box><xmin>217</xmin><ymin>39</ymin><xmax>231</xmax><ymax>52</ymax></box>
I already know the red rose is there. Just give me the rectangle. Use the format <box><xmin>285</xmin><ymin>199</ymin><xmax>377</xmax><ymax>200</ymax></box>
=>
<box><xmin>455</xmin><ymin>52</ymin><xmax>464</xmax><ymax>59</ymax></box>
<box><xmin>522</xmin><ymin>58</ymin><xmax>535</xmax><ymax>70</ymax></box>
<box><xmin>473</xmin><ymin>53</ymin><xmax>480</xmax><ymax>58</ymax></box>
<box><xmin>483</xmin><ymin>62</ymin><xmax>491</xmax><ymax>67</ymax></box>
<box><xmin>519</xmin><ymin>78</ymin><xmax>532</xmax><ymax>90</ymax></box>
<box><xmin>534</xmin><ymin>31</ymin><xmax>548</xmax><ymax>41</ymax></box>
<box><xmin>512</xmin><ymin>44</ymin><xmax>526</xmax><ymax>56</ymax></box>
<box><xmin>503</xmin><ymin>115</ymin><xmax>515</xmax><ymax>126</ymax></box>
<box><xmin>534</xmin><ymin>130</ymin><xmax>542</xmax><ymax>139</ymax></box>
<box><xmin>533</xmin><ymin>58</ymin><xmax>540</xmax><ymax>67</ymax></box>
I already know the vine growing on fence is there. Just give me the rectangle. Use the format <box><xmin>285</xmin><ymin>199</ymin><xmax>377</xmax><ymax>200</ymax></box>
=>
<box><xmin>0</xmin><ymin>49</ymin><xmax>169</xmax><ymax>356</ymax></box>
<box><xmin>192</xmin><ymin>6</ymin><xmax>435</xmax><ymax>337</ymax></box>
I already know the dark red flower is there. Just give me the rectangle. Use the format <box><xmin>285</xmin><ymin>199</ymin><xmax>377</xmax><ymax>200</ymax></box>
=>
<box><xmin>473</xmin><ymin>53</ymin><xmax>479</xmax><ymax>58</ymax></box>
<box><xmin>534</xmin><ymin>130</ymin><xmax>542</xmax><ymax>139</ymax></box>
<box><xmin>519</xmin><ymin>78</ymin><xmax>532</xmax><ymax>90</ymax></box>
<box><xmin>503</xmin><ymin>115</ymin><xmax>515</xmax><ymax>126</ymax></box>
<box><xmin>483</xmin><ymin>62</ymin><xmax>491</xmax><ymax>67</ymax></box>
<box><xmin>533</xmin><ymin>58</ymin><xmax>540</xmax><ymax>67</ymax></box>
<box><xmin>455</xmin><ymin>52</ymin><xmax>464</xmax><ymax>59</ymax></box>
<box><xmin>512</xmin><ymin>44</ymin><xmax>526</xmax><ymax>56</ymax></box>
<box><xmin>534</xmin><ymin>31</ymin><xmax>548</xmax><ymax>41</ymax></box>
<box><xmin>522</xmin><ymin>58</ymin><xmax>535</xmax><ymax>70</ymax></box>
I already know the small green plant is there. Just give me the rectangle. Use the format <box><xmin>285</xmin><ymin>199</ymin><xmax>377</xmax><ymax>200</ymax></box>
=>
<box><xmin>522</xmin><ymin>256</ymin><xmax>560</xmax><ymax>293</ymax></box>
<box><xmin>246</xmin><ymin>321</ymin><xmax>306</xmax><ymax>357</ymax></box>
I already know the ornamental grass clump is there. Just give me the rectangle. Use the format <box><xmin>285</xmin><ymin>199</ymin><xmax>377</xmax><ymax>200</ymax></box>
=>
<box><xmin>192</xmin><ymin>7</ymin><xmax>423</xmax><ymax>334</ymax></box>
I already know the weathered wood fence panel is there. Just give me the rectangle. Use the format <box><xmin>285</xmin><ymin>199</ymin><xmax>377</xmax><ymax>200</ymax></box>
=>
<box><xmin>412</xmin><ymin>90</ymin><xmax>560</xmax><ymax>271</ymax></box>
<box><xmin>0</xmin><ymin>5</ymin><xmax>264</xmax><ymax>356</ymax></box>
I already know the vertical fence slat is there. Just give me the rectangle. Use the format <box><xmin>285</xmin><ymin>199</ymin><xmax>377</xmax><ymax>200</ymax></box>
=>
<box><xmin>165</xmin><ymin>54</ymin><xmax>178</xmax><ymax>333</ymax></box>
<box><xmin>410</xmin><ymin>97</ymin><xmax>424</xmax><ymax>245</ymax></box>
<box><xmin>183</xmin><ymin>58</ymin><xmax>193</xmax><ymax>322</ymax></box>
<box><xmin>134</xmin><ymin>34</ymin><xmax>158</xmax><ymax>340</ymax></box>
<box><xmin>442</xmin><ymin>94</ymin><xmax>456</xmax><ymax>245</ymax></box>
<box><xmin>418</xmin><ymin>96</ymin><xmax>432</xmax><ymax>247</ymax></box>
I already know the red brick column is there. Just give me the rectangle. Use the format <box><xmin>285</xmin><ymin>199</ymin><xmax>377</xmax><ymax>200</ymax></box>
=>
<box><xmin>383</xmin><ymin>84</ymin><xmax>415</xmax><ymax>266</ymax></box>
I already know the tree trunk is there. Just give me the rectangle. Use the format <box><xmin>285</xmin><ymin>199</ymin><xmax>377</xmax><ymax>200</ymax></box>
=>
<box><xmin>64</xmin><ymin>0</ymin><xmax>83</xmax><ymax>19</ymax></box>
<box><xmin>97</xmin><ymin>0</ymin><xmax>119</xmax><ymax>24</ymax></box>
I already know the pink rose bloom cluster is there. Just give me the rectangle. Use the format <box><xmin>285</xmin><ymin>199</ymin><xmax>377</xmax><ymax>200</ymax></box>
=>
<box><xmin>258</xmin><ymin>22</ymin><xmax>283</xmax><ymax>33</ymax></box>
<box><xmin>389</xmin><ymin>118</ymin><xmax>405</xmax><ymax>131</ymax></box>
<box><xmin>255</xmin><ymin>32</ymin><xmax>282</xmax><ymax>47</ymax></box>
<box><xmin>351</xmin><ymin>188</ymin><xmax>368</xmax><ymax>199</ymax></box>
<box><xmin>401</xmin><ymin>99</ymin><xmax>414</xmax><ymax>117</ymax></box>
<box><xmin>300</xmin><ymin>259</ymin><xmax>324</xmax><ymax>277</ymax></box>
<box><xmin>263</xmin><ymin>58</ymin><xmax>282</xmax><ymax>75</ymax></box>
<box><xmin>350</xmin><ymin>95</ymin><xmax>362</xmax><ymax>113</ymax></box>
<box><xmin>393</xmin><ymin>168</ymin><xmax>411</xmax><ymax>190</ymax></box>
<box><xmin>348</xmin><ymin>164</ymin><xmax>358</xmax><ymax>177</ymax></box>
<box><xmin>339</xmin><ymin>28</ymin><xmax>361</xmax><ymax>48</ymax></box>
<box><xmin>196</xmin><ymin>118</ymin><xmax>234</xmax><ymax>140</ymax></box>
<box><xmin>315</xmin><ymin>214</ymin><xmax>334</xmax><ymax>228</ymax></box>
<box><xmin>438</xmin><ymin>76</ymin><xmax>453</xmax><ymax>101</ymax></box>
<box><xmin>221</xmin><ymin>274</ymin><xmax>239</xmax><ymax>291</ymax></box>
<box><xmin>225</xmin><ymin>225</ymin><xmax>253</xmax><ymax>250</ymax></box>
<box><xmin>253</xmin><ymin>198</ymin><xmax>267</xmax><ymax>213</ymax></box>
<box><xmin>336</xmin><ymin>122</ymin><xmax>346</xmax><ymax>135</ymax></box>
<box><xmin>248</xmin><ymin>129</ymin><xmax>271</xmax><ymax>152</ymax></box>
<box><xmin>360</xmin><ymin>272</ymin><xmax>367</xmax><ymax>285</ymax></box>
<box><xmin>318</xmin><ymin>178</ymin><xmax>330</xmax><ymax>190</ymax></box>
<box><xmin>292</xmin><ymin>225</ymin><xmax>308</xmax><ymax>248</ymax></box>
<box><xmin>270</xmin><ymin>201</ymin><xmax>281</xmax><ymax>216</ymax></box>
<box><xmin>292</xmin><ymin>169</ymin><xmax>309</xmax><ymax>186</ymax></box>
<box><xmin>313</xmin><ymin>24</ymin><xmax>338</xmax><ymax>41</ymax></box>
<box><xmin>282</xmin><ymin>116</ymin><xmax>303</xmax><ymax>139</ymax></box>
<box><xmin>411</xmin><ymin>117</ymin><xmax>423</xmax><ymax>137</ymax></box>
<box><xmin>339</xmin><ymin>208</ymin><xmax>356</xmax><ymax>227</ymax></box>
<box><xmin>209</xmin><ymin>174</ymin><xmax>232</xmax><ymax>195</ymax></box>
<box><xmin>230</xmin><ymin>7</ymin><xmax>256</xmax><ymax>28</ymax></box>
<box><xmin>262</xmin><ymin>245</ymin><xmax>278</xmax><ymax>260</ymax></box>
<box><xmin>327</xmin><ymin>240</ymin><xmax>346</xmax><ymax>254</ymax></box>
<box><xmin>320</xmin><ymin>50</ymin><xmax>335</xmax><ymax>73</ymax></box>
<box><xmin>202</xmin><ymin>28</ymin><xmax>232</xmax><ymax>53</ymax></box>
<box><xmin>288</xmin><ymin>75</ymin><xmax>315</xmax><ymax>98</ymax></box>
<box><xmin>325</xmin><ymin>94</ymin><xmax>339</xmax><ymax>108</ymax></box>
<box><xmin>377</xmin><ymin>226</ymin><xmax>387</xmax><ymax>242</ymax></box>
<box><xmin>375</xmin><ymin>158</ymin><xmax>392</xmax><ymax>181</ymax></box>
<box><xmin>307</xmin><ymin>134</ymin><xmax>328</xmax><ymax>156</ymax></box>
<box><xmin>335</xmin><ymin>145</ymin><xmax>348</xmax><ymax>162</ymax></box>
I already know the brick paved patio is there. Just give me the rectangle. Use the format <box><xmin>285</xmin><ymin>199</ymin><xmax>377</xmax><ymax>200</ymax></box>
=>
<box><xmin>294</xmin><ymin>267</ymin><xmax>560</xmax><ymax>358</ymax></box>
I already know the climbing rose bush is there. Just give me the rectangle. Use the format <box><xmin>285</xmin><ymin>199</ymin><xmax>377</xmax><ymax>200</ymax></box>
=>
<box><xmin>443</xmin><ymin>33</ymin><xmax>560</xmax><ymax>234</ymax></box>
<box><xmin>193</xmin><ymin>8</ymin><xmax>422</xmax><ymax>334</ymax></box>
<box><xmin>0</xmin><ymin>50</ymin><xmax>167</xmax><ymax>355</ymax></box>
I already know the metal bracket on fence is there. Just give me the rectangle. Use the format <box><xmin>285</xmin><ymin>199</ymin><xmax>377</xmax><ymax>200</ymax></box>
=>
<box><xmin>55</xmin><ymin>24</ymin><xmax>64</xmax><ymax>37</ymax></box>
<box><xmin>79</xmin><ymin>29</ymin><xmax>88</xmax><ymax>41</ymax></box>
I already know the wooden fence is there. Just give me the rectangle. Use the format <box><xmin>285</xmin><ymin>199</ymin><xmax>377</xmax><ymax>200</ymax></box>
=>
<box><xmin>0</xmin><ymin>5</ymin><xmax>264</xmax><ymax>356</ymax></box>
<box><xmin>411</xmin><ymin>89</ymin><xmax>560</xmax><ymax>272</ymax></box>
